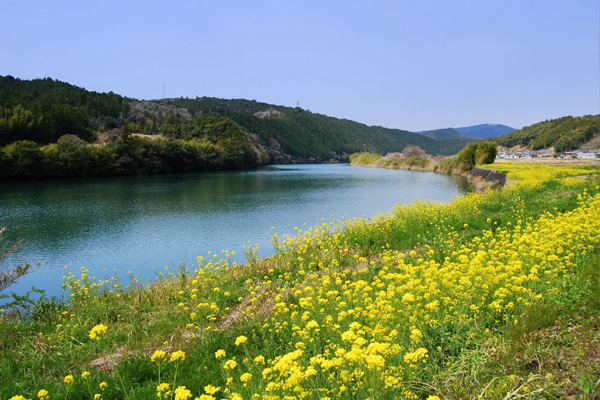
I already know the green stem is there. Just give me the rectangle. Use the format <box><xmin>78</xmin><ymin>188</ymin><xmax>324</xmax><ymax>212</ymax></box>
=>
<box><xmin>109</xmin><ymin>354</ymin><xmax>130</xmax><ymax>400</ymax></box>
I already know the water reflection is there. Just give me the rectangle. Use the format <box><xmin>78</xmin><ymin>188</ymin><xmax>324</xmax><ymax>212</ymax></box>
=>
<box><xmin>0</xmin><ymin>164</ymin><xmax>470</xmax><ymax>298</ymax></box>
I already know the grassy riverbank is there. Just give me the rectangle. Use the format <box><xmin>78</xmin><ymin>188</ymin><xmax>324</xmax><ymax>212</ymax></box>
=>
<box><xmin>2</xmin><ymin>163</ymin><xmax>600</xmax><ymax>399</ymax></box>
<box><xmin>350</xmin><ymin>152</ymin><xmax>442</xmax><ymax>173</ymax></box>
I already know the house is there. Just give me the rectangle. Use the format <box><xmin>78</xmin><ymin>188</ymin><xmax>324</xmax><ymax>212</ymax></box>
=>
<box><xmin>576</xmin><ymin>152</ymin><xmax>597</xmax><ymax>160</ymax></box>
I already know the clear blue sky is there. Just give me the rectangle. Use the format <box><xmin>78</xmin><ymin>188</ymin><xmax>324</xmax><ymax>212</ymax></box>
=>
<box><xmin>1</xmin><ymin>0</ymin><xmax>598</xmax><ymax>131</ymax></box>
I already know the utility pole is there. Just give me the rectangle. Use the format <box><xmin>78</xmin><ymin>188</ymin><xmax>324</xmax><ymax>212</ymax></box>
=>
<box><xmin>162</xmin><ymin>82</ymin><xmax>165</xmax><ymax>99</ymax></box>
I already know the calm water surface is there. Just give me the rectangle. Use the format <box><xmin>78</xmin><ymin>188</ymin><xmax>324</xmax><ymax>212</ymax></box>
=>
<box><xmin>0</xmin><ymin>164</ymin><xmax>470</xmax><ymax>298</ymax></box>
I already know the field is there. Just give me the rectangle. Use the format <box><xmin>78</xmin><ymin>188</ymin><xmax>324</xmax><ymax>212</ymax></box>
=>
<box><xmin>2</xmin><ymin>162</ymin><xmax>600</xmax><ymax>400</ymax></box>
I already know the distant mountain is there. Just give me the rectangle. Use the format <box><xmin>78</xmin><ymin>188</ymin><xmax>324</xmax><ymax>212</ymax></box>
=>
<box><xmin>416</xmin><ymin>123</ymin><xmax>516</xmax><ymax>141</ymax></box>
<box><xmin>418</xmin><ymin>128</ymin><xmax>477</xmax><ymax>141</ymax></box>
<box><xmin>494</xmin><ymin>115</ymin><xmax>600</xmax><ymax>151</ymax></box>
<box><xmin>456</xmin><ymin>124</ymin><xmax>516</xmax><ymax>139</ymax></box>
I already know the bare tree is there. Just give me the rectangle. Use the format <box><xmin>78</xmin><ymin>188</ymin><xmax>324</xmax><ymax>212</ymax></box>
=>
<box><xmin>402</xmin><ymin>145</ymin><xmax>426</xmax><ymax>158</ymax></box>
<box><xmin>0</xmin><ymin>227</ymin><xmax>38</xmax><ymax>293</ymax></box>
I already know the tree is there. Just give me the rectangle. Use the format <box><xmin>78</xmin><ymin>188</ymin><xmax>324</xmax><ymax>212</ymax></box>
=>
<box><xmin>56</xmin><ymin>134</ymin><xmax>90</xmax><ymax>177</ymax></box>
<box><xmin>0</xmin><ymin>227</ymin><xmax>37</xmax><ymax>293</ymax></box>
<box><xmin>475</xmin><ymin>141</ymin><xmax>497</xmax><ymax>165</ymax></box>
<box><xmin>3</xmin><ymin>140</ymin><xmax>44</xmax><ymax>178</ymax></box>
<box><xmin>455</xmin><ymin>141</ymin><xmax>497</xmax><ymax>172</ymax></box>
<box><xmin>402</xmin><ymin>145</ymin><xmax>426</xmax><ymax>158</ymax></box>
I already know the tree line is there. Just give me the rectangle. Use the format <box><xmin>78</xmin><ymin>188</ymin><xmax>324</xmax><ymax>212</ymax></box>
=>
<box><xmin>494</xmin><ymin>115</ymin><xmax>600</xmax><ymax>151</ymax></box>
<box><xmin>0</xmin><ymin>117</ymin><xmax>259</xmax><ymax>181</ymax></box>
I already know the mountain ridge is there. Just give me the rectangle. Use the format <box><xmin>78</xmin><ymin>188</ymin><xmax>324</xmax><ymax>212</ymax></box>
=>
<box><xmin>416</xmin><ymin>123</ymin><xmax>516</xmax><ymax>140</ymax></box>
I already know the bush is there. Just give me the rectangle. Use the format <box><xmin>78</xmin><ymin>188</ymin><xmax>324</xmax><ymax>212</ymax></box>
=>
<box><xmin>351</xmin><ymin>152</ymin><xmax>382</xmax><ymax>165</ymax></box>
<box><xmin>455</xmin><ymin>141</ymin><xmax>497</xmax><ymax>172</ymax></box>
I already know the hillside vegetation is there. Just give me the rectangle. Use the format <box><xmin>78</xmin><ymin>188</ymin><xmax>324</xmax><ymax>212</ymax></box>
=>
<box><xmin>495</xmin><ymin>115</ymin><xmax>600</xmax><ymax>150</ymax></box>
<box><xmin>417</xmin><ymin>128</ymin><xmax>476</xmax><ymax>141</ymax></box>
<box><xmin>350</xmin><ymin>141</ymin><xmax>498</xmax><ymax>175</ymax></box>
<box><xmin>2</xmin><ymin>163</ymin><xmax>600</xmax><ymax>399</ymax></box>
<box><xmin>456</xmin><ymin>123</ymin><xmax>515</xmax><ymax>139</ymax></box>
<box><xmin>0</xmin><ymin>76</ymin><xmax>472</xmax><ymax>180</ymax></box>
<box><xmin>165</xmin><ymin>97</ymin><xmax>471</xmax><ymax>159</ymax></box>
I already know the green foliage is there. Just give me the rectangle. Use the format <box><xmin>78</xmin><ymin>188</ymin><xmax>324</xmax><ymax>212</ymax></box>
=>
<box><xmin>0</xmin><ymin>76</ymin><xmax>130</xmax><ymax>145</ymax></box>
<box><xmin>455</xmin><ymin>140</ymin><xmax>497</xmax><ymax>172</ymax></box>
<box><xmin>495</xmin><ymin>115</ymin><xmax>600</xmax><ymax>150</ymax></box>
<box><xmin>351</xmin><ymin>152</ymin><xmax>382</xmax><ymax>165</ymax></box>
<box><xmin>2</xmin><ymin>140</ymin><xmax>44</xmax><ymax>178</ymax></box>
<box><xmin>167</xmin><ymin>98</ymin><xmax>471</xmax><ymax>158</ymax></box>
<box><xmin>475</xmin><ymin>140</ymin><xmax>497</xmax><ymax>165</ymax></box>
<box><xmin>403</xmin><ymin>155</ymin><xmax>428</xmax><ymax>167</ymax></box>
<box><xmin>1</xmin><ymin>133</ymin><xmax>259</xmax><ymax>181</ymax></box>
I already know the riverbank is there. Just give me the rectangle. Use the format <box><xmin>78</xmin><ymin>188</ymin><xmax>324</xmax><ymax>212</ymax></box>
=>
<box><xmin>2</xmin><ymin>162</ymin><xmax>600</xmax><ymax>399</ymax></box>
<box><xmin>349</xmin><ymin>153</ymin><xmax>506</xmax><ymax>192</ymax></box>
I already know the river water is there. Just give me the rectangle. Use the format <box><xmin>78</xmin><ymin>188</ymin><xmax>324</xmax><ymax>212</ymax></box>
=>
<box><xmin>0</xmin><ymin>164</ymin><xmax>470</xmax><ymax>299</ymax></box>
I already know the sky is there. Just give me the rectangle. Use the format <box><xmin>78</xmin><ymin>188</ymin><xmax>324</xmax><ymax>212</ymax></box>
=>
<box><xmin>1</xmin><ymin>0</ymin><xmax>599</xmax><ymax>131</ymax></box>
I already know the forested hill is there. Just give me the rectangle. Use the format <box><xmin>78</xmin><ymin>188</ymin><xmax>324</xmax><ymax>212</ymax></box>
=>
<box><xmin>494</xmin><ymin>115</ymin><xmax>600</xmax><ymax>151</ymax></box>
<box><xmin>0</xmin><ymin>76</ymin><xmax>129</xmax><ymax>144</ymax></box>
<box><xmin>0</xmin><ymin>76</ymin><xmax>474</xmax><ymax>180</ymax></box>
<box><xmin>155</xmin><ymin>97</ymin><xmax>470</xmax><ymax>158</ymax></box>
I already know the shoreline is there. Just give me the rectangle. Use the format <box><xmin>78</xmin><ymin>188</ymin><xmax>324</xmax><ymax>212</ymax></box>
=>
<box><xmin>350</xmin><ymin>159</ymin><xmax>506</xmax><ymax>192</ymax></box>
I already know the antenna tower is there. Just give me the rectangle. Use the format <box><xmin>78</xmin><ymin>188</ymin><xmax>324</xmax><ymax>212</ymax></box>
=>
<box><xmin>162</xmin><ymin>82</ymin><xmax>165</xmax><ymax>99</ymax></box>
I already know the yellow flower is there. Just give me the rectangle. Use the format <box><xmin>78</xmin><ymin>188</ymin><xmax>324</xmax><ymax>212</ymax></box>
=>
<box><xmin>157</xmin><ymin>383</ymin><xmax>170</xmax><ymax>393</ymax></box>
<box><xmin>81</xmin><ymin>371</ymin><xmax>91</xmax><ymax>379</ymax></box>
<box><xmin>404</xmin><ymin>348</ymin><xmax>429</xmax><ymax>364</ymax></box>
<box><xmin>427</xmin><ymin>396</ymin><xmax>441</xmax><ymax>400</ymax></box>
<box><xmin>223</xmin><ymin>359</ymin><xmax>237</xmax><ymax>369</ymax></box>
<box><xmin>94</xmin><ymin>394</ymin><xmax>102</xmax><ymax>400</ymax></box>
<box><xmin>151</xmin><ymin>350</ymin><xmax>166</xmax><ymax>362</ymax></box>
<box><xmin>99</xmin><ymin>382</ymin><xmax>108</xmax><ymax>389</ymax></box>
<box><xmin>198</xmin><ymin>395</ymin><xmax>216</xmax><ymax>400</ymax></box>
<box><xmin>37</xmin><ymin>389</ymin><xmax>48</xmax><ymax>399</ymax></box>
<box><xmin>174</xmin><ymin>386</ymin><xmax>192</xmax><ymax>400</ymax></box>
<box><xmin>204</xmin><ymin>385</ymin><xmax>221</xmax><ymax>395</ymax></box>
<box><xmin>89</xmin><ymin>324</ymin><xmax>108</xmax><ymax>340</ymax></box>
<box><xmin>64</xmin><ymin>375</ymin><xmax>74</xmax><ymax>384</ymax></box>
<box><xmin>215</xmin><ymin>349</ymin><xmax>226</xmax><ymax>359</ymax></box>
<box><xmin>410</xmin><ymin>328</ymin><xmax>423</xmax><ymax>342</ymax></box>
<box><xmin>170</xmin><ymin>350</ymin><xmax>186</xmax><ymax>362</ymax></box>
<box><xmin>254</xmin><ymin>355</ymin><xmax>265</xmax><ymax>364</ymax></box>
<box><xmin>235</xmin><ymin>335</ymin><xmax>247</xmax><ymax>346</ymax></box>
<box><xmin>9</xmin><ymin>396</ymin><xmax>30</xmax><ymax>400</ymax></box>
<box><xmin>240</xmin><ymin>373</ymin><xmax>252</xmax><ymax>382</ymax></box>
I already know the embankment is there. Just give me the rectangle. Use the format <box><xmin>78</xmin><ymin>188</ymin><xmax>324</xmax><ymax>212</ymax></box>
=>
<box><xmin>351</xmin><ymin>155</ymin><xmax>506</xmax><ymax>192</ymax></box>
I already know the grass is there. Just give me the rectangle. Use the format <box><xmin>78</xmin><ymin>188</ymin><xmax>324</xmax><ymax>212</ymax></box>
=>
<box><xmin>1</xmin><ymin>162</ymin><xmax>600</xmax><ymax>400</ymax></box>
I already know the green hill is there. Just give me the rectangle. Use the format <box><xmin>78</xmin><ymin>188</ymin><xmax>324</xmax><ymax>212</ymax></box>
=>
<box><xmin>0</xmin><ymin>75</ymin><xmax>475</xmax><ymax>180</ymax></box>
<box><xmin>156</xmin><ymin>97</ymin><xmax>471</xmax><ymax>158</ymax></box>
<box><xmin>494</xmin><ymin>115</ymin><xmax>600</xmax><ymax>151</ymax></box>
<box><xmin>417</xmin><ymin>127</ymin><xmax>477</xmax><ymax>141</ymax></box>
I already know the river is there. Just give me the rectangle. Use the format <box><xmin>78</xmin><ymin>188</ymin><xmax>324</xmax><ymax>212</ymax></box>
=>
<box><xmin>0</xmin><ymin>164</ymin><xmax>470</xmax><ymax>299</ymax></box>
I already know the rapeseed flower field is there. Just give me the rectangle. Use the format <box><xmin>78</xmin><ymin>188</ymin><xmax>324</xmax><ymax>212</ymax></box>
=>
<box><xmin>1</xmin><ymin>162</ymin><xmax>600</xmax><ymax>399</ymax></box>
